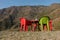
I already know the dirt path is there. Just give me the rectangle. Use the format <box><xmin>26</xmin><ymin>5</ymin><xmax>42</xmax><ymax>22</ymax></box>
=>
<box><xmin>0</xmin><ymin>31</ymin><xmax>60</xmax><ymax>40</ymax></box>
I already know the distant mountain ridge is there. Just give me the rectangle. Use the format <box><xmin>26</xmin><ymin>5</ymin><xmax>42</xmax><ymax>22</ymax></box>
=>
<box><xmin>0</xmin><ymin>3</ymin><xmax>60</xmax><ymax>31</ymax></box>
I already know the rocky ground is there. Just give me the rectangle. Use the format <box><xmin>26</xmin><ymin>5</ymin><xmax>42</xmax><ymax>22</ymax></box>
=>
<box><xmin>0</xmin><ymin>31</ymin><xmax>60</xmax><ymax>40</ymax></box>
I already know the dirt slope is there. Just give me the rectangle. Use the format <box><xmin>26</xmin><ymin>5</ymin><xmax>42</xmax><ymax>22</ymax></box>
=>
<box><xmin>0</xmin><ymin>31</ymin><xmax>60</xmax><ymax>40</ymax></box>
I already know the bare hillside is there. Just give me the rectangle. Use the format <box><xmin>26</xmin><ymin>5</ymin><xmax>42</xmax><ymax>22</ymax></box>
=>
<box><xmin>0</xmin><ymin>3</ymin><xmax>60</xmax><ymax>31</ymax></box>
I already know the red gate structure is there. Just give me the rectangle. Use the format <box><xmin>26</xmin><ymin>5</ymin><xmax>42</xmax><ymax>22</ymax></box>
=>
<box><xmin>20</xmin><ymin>18</ymin><xmax>38</xmax><ymax>31</ymax></box>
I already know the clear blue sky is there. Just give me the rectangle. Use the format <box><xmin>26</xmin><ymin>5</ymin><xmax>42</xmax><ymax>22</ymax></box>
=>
<box><xmin>0</xmin><ymin>0</ymin><xmax>60</xmax><ymax>9</ymax></box>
